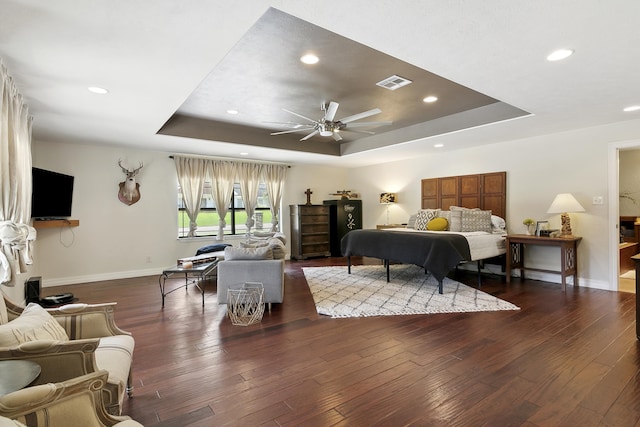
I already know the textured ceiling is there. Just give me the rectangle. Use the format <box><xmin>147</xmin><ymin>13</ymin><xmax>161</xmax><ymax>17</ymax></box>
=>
<box><xmin>159</xmin><ymin>8</ymin><xmax>529</xmax><ymax>157</ymax></box>
<box><xmin>1</xmin><ymin>1</ymin><xmax>639</xmax><ymax>167</ymax></box>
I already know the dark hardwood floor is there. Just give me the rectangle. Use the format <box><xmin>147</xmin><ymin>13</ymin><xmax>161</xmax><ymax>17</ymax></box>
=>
<box><xmin>46</xmin><ymin>257</ymin><xmax>640</xmax><ymax>427</ymax></box>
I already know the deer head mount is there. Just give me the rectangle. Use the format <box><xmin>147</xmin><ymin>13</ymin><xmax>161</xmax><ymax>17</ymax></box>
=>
<box><xmin>118</xmin><ymin>160</ymin><xmax>143</xmax><ymax>205</ymax></box>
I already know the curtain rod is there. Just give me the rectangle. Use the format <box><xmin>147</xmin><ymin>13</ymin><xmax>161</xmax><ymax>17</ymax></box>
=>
<box><xmin>168</xmin><ymin>154</ymin><xmax>291</xmax><ymax>167</ymax></box>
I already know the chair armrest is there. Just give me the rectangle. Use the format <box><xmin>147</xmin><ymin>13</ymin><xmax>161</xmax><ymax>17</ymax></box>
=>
<box><xmin>46</xmin><ymin>303</ymin><xmax>132</xmax><ymax>339</ymax></box>
<box><xmin>0</xmin><ymin>370</ymin><xmax>142</xmax><ymax>427</ymax></box>
<box><xmin>0</xmin><ymin>339</ymin><xmax>100</xmax><ymax>385</ymax></box>
<box><xmin>3</xmin><ymin>296</ymin><xmax>130</xmax><ymax>340</ymax></box>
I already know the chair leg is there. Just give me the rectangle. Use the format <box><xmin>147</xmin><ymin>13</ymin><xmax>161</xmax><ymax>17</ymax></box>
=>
<box><xmin>126</xmin><ymin>369</ymin><xmax>134</xmax><ymax>397</ymax></box>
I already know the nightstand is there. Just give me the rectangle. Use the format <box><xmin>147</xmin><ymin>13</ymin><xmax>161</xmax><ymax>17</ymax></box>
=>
<box><xmin>505</xmin><ymin>234</ymin><xmax>582</xmax><ymax>291</ymax></box>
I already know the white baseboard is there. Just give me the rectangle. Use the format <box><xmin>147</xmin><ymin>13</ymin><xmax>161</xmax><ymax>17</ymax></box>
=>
<box><xmin>41</xmin><ymin>261</ymin><xmax>615</xmax><ymax>292</ymax></box>
<box><xmin>457</xmin><ymin>262</ymin><xmax>613</xmax><ymax>291</ymax></box>
<box><xmin>41</xmin><ymin>267</ymin><xmax>160</xmax><ymax>288</ymax></box>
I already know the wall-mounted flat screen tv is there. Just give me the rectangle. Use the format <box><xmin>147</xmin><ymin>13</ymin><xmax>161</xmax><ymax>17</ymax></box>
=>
<box><xmin>31</xmin><ymin>167</ymin><xmax>75</xmax><ymax>219</ymax></box>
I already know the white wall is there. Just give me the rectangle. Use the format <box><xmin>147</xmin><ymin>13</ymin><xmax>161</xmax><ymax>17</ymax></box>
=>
<box><xmin>349</xmin><ymin>119</ymin><xmax>640</xmax><ymax>290</ymax></box>
<box><xmin>6</xmin><ymin>142</ymin><xmax>347</xmax><ymax>303</ymax></box>
<box><xmin>6</xmin><ymin>118</ymin><xmax>640</xmax><ymax>303</ymax></box>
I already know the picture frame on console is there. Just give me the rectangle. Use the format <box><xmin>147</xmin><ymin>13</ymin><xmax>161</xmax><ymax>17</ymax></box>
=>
<box><xmin>535</xmin><ymin>220</ymin><xmax>549</xmax><ymax>236</ymax></box>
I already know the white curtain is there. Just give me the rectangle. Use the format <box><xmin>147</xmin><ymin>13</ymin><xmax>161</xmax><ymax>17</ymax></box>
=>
<box><xmin>208</xmin><ymin>160</ymin><xmax>236</xmax><ymax>240</ymax></box>
<box><xmin>237</xmin><ymin>162</ymin><xmax>263</xmax><ymax>236</ymax></box>
<box><xmin>0</xmin><ymin>60</ymin><xmax>36</xmax><ymax>285</ymax></box>
<box><xmin>262</xmin><ymin>164</ymin><xmax>287</xmax><ymax>231</ymax></box>
<box><xmin>174</xmin><ymin>156</ymin><xmax>207</xmax><ymax>237</ymax></box>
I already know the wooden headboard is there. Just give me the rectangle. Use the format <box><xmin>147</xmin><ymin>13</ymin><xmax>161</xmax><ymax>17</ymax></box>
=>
<box><xmin>421</xmin><ymin>171</ymin><xmax>507</xmax><ymax>219</ymax></box>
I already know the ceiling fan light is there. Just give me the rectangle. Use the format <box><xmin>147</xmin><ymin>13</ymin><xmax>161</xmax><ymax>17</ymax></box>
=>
<box><xmin>320</xmin><ymin>130</ymin><xmax>333</xmax><ymax>137</ymax></box>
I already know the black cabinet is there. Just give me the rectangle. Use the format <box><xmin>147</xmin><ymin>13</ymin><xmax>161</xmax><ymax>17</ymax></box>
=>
<box><xmin>323</xmin><ymin>199</ymin><xmax>363</xmax><ymax>256</ymax></box>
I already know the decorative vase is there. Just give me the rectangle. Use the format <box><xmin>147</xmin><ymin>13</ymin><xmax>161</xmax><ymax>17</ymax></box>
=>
<box><xmin>526</xmin><ymin>224</ymin><xmax>535</xmax><ymax>235</ymax></box>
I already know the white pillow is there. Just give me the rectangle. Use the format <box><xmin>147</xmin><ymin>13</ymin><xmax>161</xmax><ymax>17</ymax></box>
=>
<box><xmin>491</xmin><ymin>215</ymin><xmax>506</xmax><ymax>230</ymax></box>
<box><xmin>224</xmin><ymin>246</ymin><xmax>274</xmax><ymax>260</ymax></box>
<box><xmin>407</xmin><ymin>214</ymin><xmax>418</xmax><ymax>229</ymax></box>
<box><xmin>240</xmin><ymin>241</ymin><xmax>268</xmax><ymax>249</ymax></box>
<box><xmin>448</xmin><ymin>209</ymin><xmax>463</xmax><ymax>232</ymax></box>
<box><xmin>0</xmin><ymin>303</ymin><xmax>68</xmax><ymax>347</ymax></box>
<box><xmin>266</xmin><ymin>238</ymin><xmax>286</xmax><ymax>260</ymax></box>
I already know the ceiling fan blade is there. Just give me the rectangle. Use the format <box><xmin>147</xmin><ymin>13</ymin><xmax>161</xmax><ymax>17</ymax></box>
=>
<box><xmin>341</xmin><ymin>129</ymin><xmax>376</xmax><ymax>135</ymax></box>
<box><xmin>344</xmin><ymin>121</ymin><xmax>393</xmax><ymax>128</ymax></box>
<box><xmin>263</xmin><ymin>121</ymin><xmax>311</xmax><ymax>129</ymax></box>
<box><xmin>300</xmin><ymin>130</ymin><xmax>319</xmax><ymax>141</ymax></box>
<box><xmin>282</xmin><ymin>108</ymin><xmax>318</xmax><ymax>124</ymax></box>
<box><xmin>332</xmin><ymin>132</ymin><xmax>343</xmax><ymax>141</ymax></box>
<box><xmin>324</xmin><ymin>101</ymin><xmax>339</xmax><ymax>121</ymax></box>
<box><xmin>270</xmin><ymin>127</ymin><xmax>315</xmax><ymax>136</ymax></box>
<box><xmin>338</xmin><ymin>108</ymin><xmax>382</xmax><ymax>124</ymax></box>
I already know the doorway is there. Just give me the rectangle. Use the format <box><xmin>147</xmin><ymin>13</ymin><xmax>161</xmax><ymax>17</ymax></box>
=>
<box><xmin>612</xmin><ymin>142</ymin><xmax>640</xmax><ymax>293</ymax></box>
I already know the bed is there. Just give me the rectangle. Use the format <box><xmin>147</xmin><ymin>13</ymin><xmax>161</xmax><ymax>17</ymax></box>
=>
<box><xmin>341</xmin><ymin>171</ymin><xmax>507</xmax><ymax>294</ymax></box>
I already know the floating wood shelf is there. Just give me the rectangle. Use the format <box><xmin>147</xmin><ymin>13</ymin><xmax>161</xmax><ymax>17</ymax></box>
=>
<box><xmin>33</xmin><ymin>219</ymin><xmax>79</xmax><ymax>229</ymax></box>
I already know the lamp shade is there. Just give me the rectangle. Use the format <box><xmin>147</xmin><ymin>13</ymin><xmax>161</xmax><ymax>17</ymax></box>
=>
<box><xmin>546</xmin><ymin>193</ymin><xmax>585</xmax><ymax>214</ymax></box>
<box><xmin>380</xmin><ymin>193</ymin><xmax>397</xmax><ymax>204</ymax></box>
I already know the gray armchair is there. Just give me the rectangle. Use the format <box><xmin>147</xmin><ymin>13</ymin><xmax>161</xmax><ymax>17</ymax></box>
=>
<box><xmin>217</xmin><ymin>233</ymin><xmax>286</xmax><ymax>310</ymax></box>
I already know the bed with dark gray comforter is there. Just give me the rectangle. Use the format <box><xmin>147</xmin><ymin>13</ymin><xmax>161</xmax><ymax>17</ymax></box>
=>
<box><xmin>341</xmin><ymin>228</ymin><xmax>505</xmax><ymax>293</ymax></box>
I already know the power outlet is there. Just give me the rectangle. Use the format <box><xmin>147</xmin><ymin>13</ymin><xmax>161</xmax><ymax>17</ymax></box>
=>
<box><xmin>592</xmin><ymin>196</ymin><xmax>604</xmax><ymax>205</ymax></box>
<box><xmin>145</xmin><ymin>256</ymin><xmax>152</xmax><ymax>263</ymax></box>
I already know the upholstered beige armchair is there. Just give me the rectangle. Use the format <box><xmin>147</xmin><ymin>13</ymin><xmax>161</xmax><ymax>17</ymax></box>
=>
<box><xmin>0</xmin><ymin>370</ymin><xmax>143</xmax><ymax>427</ymax></box>
<box><xmin>0</xmin><ymin>295</ymin><xmax>134</xmax><ymax>416</ymax></box>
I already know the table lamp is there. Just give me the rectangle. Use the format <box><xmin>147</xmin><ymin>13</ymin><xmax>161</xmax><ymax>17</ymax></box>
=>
<box><xmin>546</xmin><ymin>193</ymin><xmax>585</xmax><ymax>237</ymax></box>
<box><xmin>379</xmin><ymin>192</ymin><xmax>397</xmax><ymax>225</ymax></box>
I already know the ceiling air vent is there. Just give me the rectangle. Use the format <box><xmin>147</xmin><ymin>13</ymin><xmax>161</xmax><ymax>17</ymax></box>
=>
<box><xmin>376</xmin><ymin>75</ymin><xmax>413</xmax><ymax>91</ymax></box>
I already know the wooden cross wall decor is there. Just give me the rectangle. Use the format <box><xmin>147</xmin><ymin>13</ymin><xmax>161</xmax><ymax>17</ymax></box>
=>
<box><xmin>305</xmin><ymin>188</ymin><xmax>313</xmax><ymax>205</ymax></box>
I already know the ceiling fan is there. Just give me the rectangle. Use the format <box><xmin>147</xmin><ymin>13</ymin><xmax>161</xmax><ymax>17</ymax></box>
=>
<box><xmin>267</xmin><ymin>101</ymin><xmax>392</xmax><ymax>141</ymax></box>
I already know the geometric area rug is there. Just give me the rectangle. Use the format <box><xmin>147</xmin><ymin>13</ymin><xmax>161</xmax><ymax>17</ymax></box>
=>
<box><xmin>303</xmin><ymin>264</ymin><xmax>520</xmax><ymax>318</ymax></box>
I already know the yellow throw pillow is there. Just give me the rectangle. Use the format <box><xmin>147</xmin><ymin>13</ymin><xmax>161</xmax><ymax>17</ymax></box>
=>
<box><xmin>427</xmin><ymin>217</ymin><xmax>449</xmax><ymax>231</ymax></box>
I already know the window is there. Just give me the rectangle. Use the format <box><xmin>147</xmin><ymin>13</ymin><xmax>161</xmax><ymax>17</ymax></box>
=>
<box><xmin>178</xmin><ymin>182</ymin><xmax>272</xmax><ymax>238</ymax></box>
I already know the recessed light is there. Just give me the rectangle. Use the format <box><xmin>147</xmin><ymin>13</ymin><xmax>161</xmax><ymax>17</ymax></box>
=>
<box><xmin>623</xmin><ymin>105</ymin><xmax>640</xmax><ymax>112</ymax></box>
<box><xmin>239</xmin><ymin>152</ymin><xmax>249</xmax><ymax>156</ymax></box>
<box><xmin>423</xmin><ymin>96</ymin><xmax>438</xmax><ymax>103</ymax></box>
<box><xmin>87</xmin><ymin>86</ymin><xmax>109</xmax><ymax>94</ymax></box>
<box><xmin>547</xmin><ymin>49</ymin><xmax>574</xmax><ymax>61</ymax></box>
<box><xmin>434</xmin><ymin>143</ymin><xmax>444</xmax><ymax>148</ymax></box>
<box><xmin>300</xmin><ymin>54</ymin><xmax>319</xmax><ymax>65</ymax></box>
<box><xmin>227</xmin><ymin>109</ymin><xmax>239</xmax><ymax>115</ymax></box>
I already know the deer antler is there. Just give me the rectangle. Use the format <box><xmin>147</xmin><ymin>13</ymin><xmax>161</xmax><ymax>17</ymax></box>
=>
<box><xmin>130</xmin><ymin>162</ymin><xmax>143</xmax><ymax>177</ymax></box>
<box><xmin>118</xmin><ymin>159</ymin><xmax>128</xmax><ymax>174</ymax></box>
<box><xmin>118</xmin><ymin>160</ymin><xmax>143</xmax><ymax>177</ymax></box>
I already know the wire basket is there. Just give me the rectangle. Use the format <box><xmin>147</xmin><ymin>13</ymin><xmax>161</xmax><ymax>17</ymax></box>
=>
<box><xmin>226</xmin><ymin>282</ymin><xmax>264</xmax><ymax>326</ymax></box>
